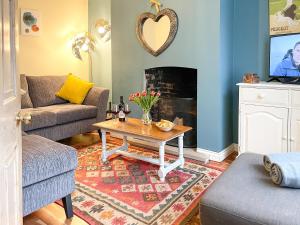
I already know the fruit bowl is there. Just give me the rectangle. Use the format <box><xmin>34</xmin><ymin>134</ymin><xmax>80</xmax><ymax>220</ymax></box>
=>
<box><xmin>155</xmin><ymin>120</ymin><xmax>175</xmax><ymax>132</ymax></box>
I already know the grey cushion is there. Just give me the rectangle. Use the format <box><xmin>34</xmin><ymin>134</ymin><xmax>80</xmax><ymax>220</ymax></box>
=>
<box><xmin>37</xmin><ymin>104</ymin><xmax>98</xmax><ymax>125</ymax></box>
<box><xmin>27</xmin><ymin>118</ymin><xmax>97</xmax><ymax>141</ymax></box>
<box><xmin>22</xmin><ymin>135</ymin><xmax>77</xmax><ymax>187</ymax></box>
<box><xmin>200</xmin><ymin>153</ymin><xmax>300</xmax><ymax>225</ymax></box>
<box><xmin>26</xmin><ymin>75</ymin><xmax>68</xmax><ymax>107</ymax></box>
<box><xmin>20</xmin><ymin>74</ymin><xmax>33</xmax><ymax>108</ymax></box>
<box><xmin>21</xmin><ymin>108</ymin><xmax>57</xmax><ymax>132</ymax></box>
<box><xmin>83</xmin><ymin>87</ymin><xmax>110</xmax><ymax>122</ymax></box>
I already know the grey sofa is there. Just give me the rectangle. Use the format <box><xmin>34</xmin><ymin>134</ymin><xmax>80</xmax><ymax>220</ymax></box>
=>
<box><xmin>20</xmin><ymin>74</ymin><xmax>109</xmax><ymax>141</ymax></box>
<box><xmin>22</xmin><ymin>134</ymin><xmax>78</xmax><ymax>217</ymax></box>
<box><xmin>200</xmin><ymin>153</ymin><xmax>300</xmax><ymax>225</ymax></box>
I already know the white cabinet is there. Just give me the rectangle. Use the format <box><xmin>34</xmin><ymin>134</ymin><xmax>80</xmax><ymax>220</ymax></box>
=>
<box><xmin>240</xmin><ymin>105</ymin><xmax>288</xmax><ymax>154</ymax></box>
<box><xmin>238</xmin><ymin>82</ymin><xmax>300</xmax><ymax>154</ymax></box>
<box><xmin>290</xmin><ymin>109</ymin><xmax>300</xmax><ymax>152</ymax></box>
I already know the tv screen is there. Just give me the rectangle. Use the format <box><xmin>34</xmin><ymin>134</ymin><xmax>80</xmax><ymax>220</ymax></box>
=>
<box><xmin>270</xmin><ymin>33</ymin><xmax>300</xmax><ymax>77</ymax></box>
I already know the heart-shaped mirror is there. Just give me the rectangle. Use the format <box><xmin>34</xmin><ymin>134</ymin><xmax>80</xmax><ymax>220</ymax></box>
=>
<box><xmin>136</xmin><ymin>8</ymin><xmax>178</xmax><ymax>57</ymax></box>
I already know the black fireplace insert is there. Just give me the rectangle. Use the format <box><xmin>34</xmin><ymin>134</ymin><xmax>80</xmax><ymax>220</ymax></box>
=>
<box><xmin>145</xmin><ymin>67</ymin><xmax>197</xmax><ymax>148</ymax></box>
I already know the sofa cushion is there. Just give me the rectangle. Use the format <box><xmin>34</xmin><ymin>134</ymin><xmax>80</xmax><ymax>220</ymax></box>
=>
<box><xmin>22</xmin><ymin>135</ymin><xmax>77</xmax><ymax>187</ymax></box>
<box><xmin>56</xmin><ymin>74</ymin><xmax>94</xmax><ymax>104</ymax></box>
<box><xmin>20</xmin><ymin>74</ymin><xmax>33</xmax><ymax>109</ymax></box>
<box><xmin>21</xmin><ymin>108</ymin><xmax>57</xmax><ymax>132</ymax></box>
<box><xmin>200</xmin><ymin>153</ymin><xmax>300</xmax><ymax>225</ymax></box>
<box><xmin>26</xmin><ymin>75</ymin><xmax>68</xmax><ymax>107</ymax></box>
<box><xmin>37</xmin><ymin>104</ymin><xmax>97</xmax><ymax>125</ymax></box>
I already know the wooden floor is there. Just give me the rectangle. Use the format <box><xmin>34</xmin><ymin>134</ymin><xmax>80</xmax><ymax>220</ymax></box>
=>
<box><xmin>23</xmin><ymin>132</ymin><xmax>237</xmax><ymax>225</ymax></box>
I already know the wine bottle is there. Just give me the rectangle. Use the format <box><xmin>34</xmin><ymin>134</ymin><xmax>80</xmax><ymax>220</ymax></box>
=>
<box><xmin>118</xmin><ymin>96</ymin><xmax>125</xmax><ymax>111</ymax></box>
<box><xmin>118</xmin><ymin>96</ymin><xmax>126</xmax><ymax>122</ymax></box>
<box><xmin>106</xmin><ymin>102</ymin><xmax>112</xmax><ymax>120</ymax></box>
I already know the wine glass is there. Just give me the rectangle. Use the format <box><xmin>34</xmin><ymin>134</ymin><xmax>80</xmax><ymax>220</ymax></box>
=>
<box><xmin>112</xmin><ymin>104</ymin><xmax>119</xmax><ymax>120</ymax></box>
<box><xmin>124</xmin><ymin>104</ymin><xmax>131</xmax><ymax>121</ymax></box>
<box><xmin>124</xmin><ymin>104</ymin><xmax>131</xmax><ymax>114</ymax></box>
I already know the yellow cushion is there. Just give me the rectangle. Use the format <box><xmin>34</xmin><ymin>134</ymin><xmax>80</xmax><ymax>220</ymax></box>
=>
<box><xmin>56</xmin><ymin>74</ymin><xmax>93</xmax><ymax>104</ymax></box>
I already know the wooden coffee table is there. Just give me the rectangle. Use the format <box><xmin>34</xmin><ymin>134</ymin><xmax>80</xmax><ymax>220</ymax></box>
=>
<box><xmin>94</xmin><ymin>118</ymin><xmax>192</xmax><ymax>181</ymax></box>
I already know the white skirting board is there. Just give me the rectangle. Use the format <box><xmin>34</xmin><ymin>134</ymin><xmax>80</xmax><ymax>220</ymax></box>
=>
<box><xmin>196</xmin><ymin>144</ymin><xmax>238</xmax><ymax>162</ymax></box>
<box><xmin>110</xmin><ymin>133</ymin><xmax>237</xmax><ymax>163</ymax></box>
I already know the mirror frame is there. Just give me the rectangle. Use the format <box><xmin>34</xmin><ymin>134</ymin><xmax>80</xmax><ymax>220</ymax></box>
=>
<box><xmin>136</xmin><ymin>8</ymin><xmax>178</xmax><ymax>57</ymax></box>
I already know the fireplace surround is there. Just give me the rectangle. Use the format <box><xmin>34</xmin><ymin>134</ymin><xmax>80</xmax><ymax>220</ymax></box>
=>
<box><xmin>145</xmin><ymin>67</ymin><xmax>197</xmax><ymax>148</ymax></box>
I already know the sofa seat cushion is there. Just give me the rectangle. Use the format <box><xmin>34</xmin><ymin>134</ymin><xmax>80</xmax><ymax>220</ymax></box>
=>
<box><xmin>22</xmin><ymin>135</ymin><xmax>78</xmax><ymax>187</ymax></box>
<box><xmin>200</xmin><ymin>153</ymin><xmax>300</xmax><ymax>225</ymax></box>
<box><xmin>37</xmin><ymin>104</ymin><xmax>97</xmax><ymax>125</ymax></box>
<box><xmin>21</xmin><ymin>108</ymin><xmax>57</xmax><ymax>132</ymax></box>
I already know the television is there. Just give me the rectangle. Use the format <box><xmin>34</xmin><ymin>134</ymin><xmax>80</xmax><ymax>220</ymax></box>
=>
<box><xmin>270</xmin><ymin>33</ymin><xmax>300</xmax><ymax>79</ymax></box>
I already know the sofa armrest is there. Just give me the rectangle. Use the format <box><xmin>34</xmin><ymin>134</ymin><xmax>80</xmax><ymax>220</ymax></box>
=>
<box><xmin>83</xmin><ymin>87</ymin><xmax>109</xmax><ymax>122</ymax></box>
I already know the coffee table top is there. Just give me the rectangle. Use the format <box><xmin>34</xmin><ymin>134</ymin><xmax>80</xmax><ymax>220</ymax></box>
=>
<box><xmin>94</xmin><ymin>118</ymin><xmax>192</xmax><ymax>142</ymax></box>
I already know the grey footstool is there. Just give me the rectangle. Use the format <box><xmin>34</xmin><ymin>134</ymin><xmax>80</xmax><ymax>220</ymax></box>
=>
<box><xmin>22</xmin><ymin>135</ymin><xmax>78</xmax><ymax>218</ymax></box>
<box><xmin>200</xmin><ymin>153</ymin><xmax>300</xmax><ymax>225</ymax></box>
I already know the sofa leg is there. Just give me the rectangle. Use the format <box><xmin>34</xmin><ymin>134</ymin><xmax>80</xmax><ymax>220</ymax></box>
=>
<box><xmin>62</xmin><ymin>194</ymin><xmax>73</xmax><ymax>219</ymax></box>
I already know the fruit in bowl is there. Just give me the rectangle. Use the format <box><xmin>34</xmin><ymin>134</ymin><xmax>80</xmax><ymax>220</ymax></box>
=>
<box><xmin>155</xmin><ymin>119</ymin><xmax>175</xmax><ymax>132</ymax></box>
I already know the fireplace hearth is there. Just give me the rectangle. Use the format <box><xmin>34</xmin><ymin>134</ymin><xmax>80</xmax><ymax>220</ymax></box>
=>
<box><xmin>145</xmin><ymin>67</ymin><xmax>197</xmax><ymax>148</ymax></box>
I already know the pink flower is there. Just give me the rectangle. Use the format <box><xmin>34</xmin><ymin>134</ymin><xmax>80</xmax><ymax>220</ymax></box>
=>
<box><xmin>156</xmin><ymin>92</ymin><xmax>161</xmax><ymax>97</ymax></box>
<box><xmin>128</xmin><ymin>94</ymin><xmax>134</xmax><ymax>101</ymax></box>
<box><xmin>136</xmin><ymin>92</ymin><xmax>141</xmax><ymax>97</ymax></box>
<box><xmin>142</xmin><ymin>90</ymin><xmax>147</xmax><ymax>96</ymax></box>
<box><xmin>150</xmin><ymin>91</ymin><xmax>156</xmax><ymax>96</ymax></box>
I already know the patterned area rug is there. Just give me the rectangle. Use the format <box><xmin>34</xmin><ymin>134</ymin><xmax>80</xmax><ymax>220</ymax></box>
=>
<box><xmin>61</xmin><ymin>139</ymin><xmax>224</xmax><ymax>225</ymax></box>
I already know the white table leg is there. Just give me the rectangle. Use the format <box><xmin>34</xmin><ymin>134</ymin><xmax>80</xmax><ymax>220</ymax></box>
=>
<box><xmin>158</xmin><ymin>141</ymin><xmax>166</xmax><ymax>182</ymax></box>
<box><xmin>178</xmin><ymin>134</ymin><xmax>185</xmax><ymax>168</ymax></box>
<box><xmin>123</xmin><ymin>135</ymin><xmax>128</xmax><ymax>150</ymax></box>
<box><xmin>101</xmin><ymin>131</ymin><xmax>107</xmax><ymax>162</ymax></box>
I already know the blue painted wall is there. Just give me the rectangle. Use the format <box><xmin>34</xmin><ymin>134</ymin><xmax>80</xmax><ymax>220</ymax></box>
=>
<box><xmin>232</xmin><ymin>0</ymin><xmax>269</xmax><ymax>142</ymax></box>
<box><xmin>111</xmin><ymin>0</ymin><xmax>235</xmax><ymax>152</ymax></box>
<box><xmin>89</xmin><ymin>0</ymin><xmax>269</xmax><ymax>152</ymax></box>
<box><xmin>220</xmin><ymin>0</ymin><xmax>234</xmax><ymax>149</ymax></box>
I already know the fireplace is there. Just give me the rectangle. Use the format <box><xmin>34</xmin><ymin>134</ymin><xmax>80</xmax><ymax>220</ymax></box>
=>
<box><xmin>145</xmin><ymin>67</ymin><xmax>197</xmax><ymax>148</ymax></box>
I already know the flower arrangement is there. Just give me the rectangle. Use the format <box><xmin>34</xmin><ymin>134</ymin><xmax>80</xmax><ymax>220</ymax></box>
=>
<box><xmin>129</xmin><ymin>90</ymin><xmax>161</xmax><ymax>124</ymax></box>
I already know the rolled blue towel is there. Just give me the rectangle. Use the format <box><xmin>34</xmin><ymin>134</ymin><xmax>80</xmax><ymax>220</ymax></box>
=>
<box><xmin>263</xmin><ymin>153</ymin><xmax>300</xmax><ymax>173</ymax></box>
<box><xmin>270</xmin><ymin>162</ymin><xmax>300</xmax><ymax>188</ymax></box>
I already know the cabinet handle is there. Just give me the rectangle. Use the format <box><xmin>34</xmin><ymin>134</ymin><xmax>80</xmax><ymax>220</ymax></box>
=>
<box><xmin>282</xmin><ymin>137</ymin><xmax>287</xmax><ymax>141</ymax></box>
<box><xmin>257</xmin><ymin>93</ymin><xmax>265</xmax><ymax>99</ymax></box>
<box><xmin>290</xmin><ymin>138</ymin><xmax>295</xmax><ymax>142</ymax></box>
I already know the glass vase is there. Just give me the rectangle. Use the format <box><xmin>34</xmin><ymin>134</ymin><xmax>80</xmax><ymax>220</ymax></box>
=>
<box><xmin>141</xmin><ymin>110</ymin><xmax>152</xmax><ymax>125</ymax></box>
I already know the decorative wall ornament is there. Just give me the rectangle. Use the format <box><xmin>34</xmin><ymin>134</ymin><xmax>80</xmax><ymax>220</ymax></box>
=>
<box><xmin>21</xmin><ymin>9</ymin><xmax>41</xmax><ymax>36</ymax></box>
<box><xmin>71</xmin><ymin>32</ymin><xmax>95</xmax><ymax>81</ymax></box>
<box><xmin>94</xmin><ymin>18</ymin><xmax>111</xmax><ymax>42</ymax></box>
<box><xmin>71</xmin><ymin>32</ymin><xmax>95</xmax><ymax>61</ymax></box>
<box><xmin>136</xmin><ymin>1</ymin><xmax>178</xmax><ymax>57</ymax></box>
<box><xmin>269</xmin><ymin>0</ymin><xmax>300</xmax><ymax>35</ymax></box>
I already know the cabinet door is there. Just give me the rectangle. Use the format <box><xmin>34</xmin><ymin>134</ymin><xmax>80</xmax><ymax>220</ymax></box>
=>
<box><xmin>240</xmin><ymin>105</ymin><xmax>288</xmax><ymax>154</ymax></box>
<box><xmin>290</xmin><ymin>109</ymin><xmax>300</xmax><ymax>152</ymax></box>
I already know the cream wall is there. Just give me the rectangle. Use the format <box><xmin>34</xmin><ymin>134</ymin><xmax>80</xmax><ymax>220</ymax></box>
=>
<box><xmin>19</xmin><ymin>0</ymin><xmax>89</xmax><ymax>80</ymax></box>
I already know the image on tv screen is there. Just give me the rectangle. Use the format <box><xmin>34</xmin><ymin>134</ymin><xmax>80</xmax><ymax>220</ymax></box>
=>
<box><xmin>270</xmin><ymin>33</ymin><xmax>300</xmax><ymax>77</ymax></box>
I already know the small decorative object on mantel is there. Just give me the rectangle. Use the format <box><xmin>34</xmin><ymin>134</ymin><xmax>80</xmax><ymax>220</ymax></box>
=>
<box><xmin>129</xmin><ymin>90</ymin><xmax>160</xmax><ymax>125</ymax></box>
<box><xmin>136</xmin><ymin>0</ymin><xmax>178</xmax><ymax>57</ymax></box>
<box><xmin>243</xmin><ymin>73</ymin><xmax>260</xmax><ymax>84</ymax></box>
